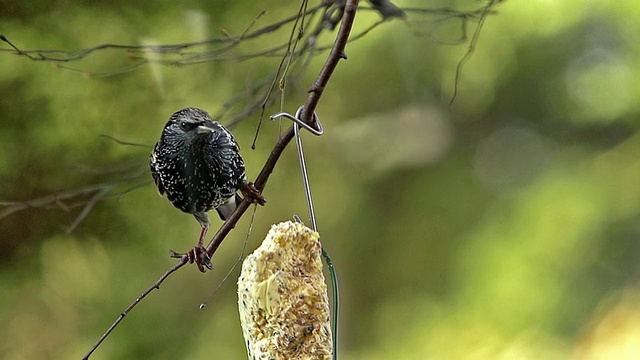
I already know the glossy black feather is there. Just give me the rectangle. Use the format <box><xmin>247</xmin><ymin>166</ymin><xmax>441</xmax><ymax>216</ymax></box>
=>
<box><xmin>149</xmin><ymin>107</ymin><xmax>247</xmax><ymax>224</ymax></box>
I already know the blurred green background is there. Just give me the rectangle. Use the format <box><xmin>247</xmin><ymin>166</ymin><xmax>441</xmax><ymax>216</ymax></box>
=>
<box><xmin>2</xmin><ymin>0</ymin><xmax>640</xmax><ymax>359</ymax></box>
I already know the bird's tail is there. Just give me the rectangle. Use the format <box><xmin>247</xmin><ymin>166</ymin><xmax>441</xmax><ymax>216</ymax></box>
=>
<box><xmin>216</xmin><ymin>193</ymin><xmax>241</xmax><ymax>221</ymax></box>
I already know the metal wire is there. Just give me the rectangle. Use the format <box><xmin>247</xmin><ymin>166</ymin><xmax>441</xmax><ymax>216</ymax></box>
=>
<box><xmin>270</xmin><ymin>106</ymin><xmax>324</xmax><ymax>136</ymax></box>
<box><xmin>276</xmin><ymin>106</ymin><xmax>338</xmax><ymax>359</ymax></box>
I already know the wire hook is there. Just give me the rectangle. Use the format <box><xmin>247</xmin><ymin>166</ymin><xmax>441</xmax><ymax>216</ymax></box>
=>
<box><xmin>270</xmin><ymin>106</ymin><xmax>324</xmax><ymax>136</ymax></box>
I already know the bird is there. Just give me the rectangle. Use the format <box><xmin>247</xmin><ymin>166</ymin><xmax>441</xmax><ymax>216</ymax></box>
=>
<box><xmin>368</xmin><ymin>0</ymin><xmax>406</xmax><ymax>19</ymax></box>
<box><xmin>150</xmin><ymin>107</ymin><xmax>266</xmax><ymax>272</ymax></box>
<box><xmin>323</xmin><ymin>0</ymin><xmax>405</xmax><ymax>30</ymax></box>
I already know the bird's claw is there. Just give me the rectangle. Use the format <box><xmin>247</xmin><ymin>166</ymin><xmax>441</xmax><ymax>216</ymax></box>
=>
<box><xmin>242</xmin><ymin>181</ymin><xmax>266</xmax><ymax>206</ymax></box>
<box><xmin>169</xmin><ymin>246</ymin><xmax>213</xmax><ymax>273</ymax></box>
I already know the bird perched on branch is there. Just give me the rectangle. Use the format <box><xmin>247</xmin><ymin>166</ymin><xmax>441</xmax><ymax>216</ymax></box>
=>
<box><xmin>150</xmin><ymin>107</ymin><xmax>266</xmax><ymax>272</ymax></box>
<box><xmin>323</xmin><ymin>0</ymin><xmax>405</xmax><ymax>30</ymax></box>
<box><xmin>368</xmin><ymin>0</ymin><xmax>406</xmax><ymax>19</ymax></box>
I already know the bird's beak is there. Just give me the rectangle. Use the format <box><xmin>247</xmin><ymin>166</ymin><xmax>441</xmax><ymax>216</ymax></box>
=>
<box><xmin>197</xmin><ymin>120</ymin><xmax>217</xmax><ymax>134</ymax></box>
<box><xmin>197</xmin><ymin>125</ymin><xmax>213</xmax><ymax>134</ymax></box>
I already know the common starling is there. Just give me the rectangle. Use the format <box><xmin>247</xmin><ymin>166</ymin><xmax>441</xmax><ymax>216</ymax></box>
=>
<box><xmin>324</xmin><ymin>0</ymin><xmax>404</xmax><ymax>31</ymax></box>
<box><xmin>368</xmin><ymin>0</ymin><xmax>405</xmax><ymax>19</ymax></box>
<box><xmin>150</xmin><ymin>107</ymin><xmax>266</xmax><ymax>272</ymax></box>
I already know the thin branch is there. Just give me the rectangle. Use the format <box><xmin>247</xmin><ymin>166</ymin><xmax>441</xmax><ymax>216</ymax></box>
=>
<box><xmin>66</xmin><ymin>185</ymin><xmax>113</xmax><ymax>233</ymax></box>
<box><xmin>99</xmin><ymin>134</ymin><xmax>152</xmax><ymax>148</ymax></box>
<box><xmin>0</xmin><ymin>2</ymin><xmax>498</xmax><ymax>137</ymax></box>
<box><xmin>0</xmin><ymin>4</ymin><xmax>327</xmax><ymax>65</ymax></box>
<box><xmin>81</xmin><ymin>257</ymin><xmax>188</xmax><ymax>360</ymax></box>
<box><xmin>0</xmin><ymin>183</ymin><xmax>114</xmax><ymax>219</ymax></box>
<box><xmin>252</xmin><ymin>0</ymin><xmax>311</xmax><ymax>150</ymax></box>
<box><xmin>82</xmin><ymin>1</ymin><xmax>359</xmax><ymax>358</ymax></box>
<box><xmin>0</xmin><ymin>162</ymin><xmax>147</xmax><ymax>229</ymax></box>
<box><xmin>0</xmin><ymin>4</ymin><xmax>492</xmax><ymax>79</ymax></box>
<box><xmin>448</xmin><ymin>0</ymin><xmax>502</xmax><ymax>105</ymax></box>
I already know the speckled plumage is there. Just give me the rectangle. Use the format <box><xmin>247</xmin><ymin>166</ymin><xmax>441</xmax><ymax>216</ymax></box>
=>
<box><xmin>150</xmin><ymin>107</ymin><xmax>246</xmax><ymax>224</ymax></box>
<box><xmin>150</xmin><ymin>107</ymin><xmax>257</xmax><ymax>271</ymax></box>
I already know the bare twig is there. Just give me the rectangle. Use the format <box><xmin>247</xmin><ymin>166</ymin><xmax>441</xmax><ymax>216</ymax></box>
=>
<box><xmin>0</xmin><ymin>4</ymin><xmax>328</xmax><ymax>73</ymax></box>
<box><xmin>252</xmin><ymin>0</ymin><xmax>312</xmax><ymax>150</ymax></box>
<box><xmin>66</xmin><ymin>185</ymin><xmax>113</xmax><ymax>233</ymax></box>
<box><xmin>0</xmin><ymin>183</ymin><xmax>113</xmax><ymax>219</ymax></box>
<box><xmin>0</xmin><ymin>2</ymin><xmax>499</xmax><ymax>143</ymax></box>
<box><xmin>0</xmin><ymin>162</ymin><xmax>147</xmax><ymax>230</ymax></box>
<box><xmin>81</xmin><ymin>257</ymin><xmax>188</xmax><ymax>360</ymax></box>
<box><xmin>82</xmin><ymin>1</ymin><xmax>359</xmax><ymax>358</ymax></box>
<box><xmin>99</xmin><ymin>134</ymin><xmax>152</xmax><ymax>148</ymax></box>
<box><xmin>448</xmin><ymin>0</ymin><xmax>502</xmax><ymax>105</ymax></box>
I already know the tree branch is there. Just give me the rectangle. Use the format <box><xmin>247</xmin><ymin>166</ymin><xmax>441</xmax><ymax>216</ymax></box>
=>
<box><xmin>82</xmin><ymin>258</ymin><xmax>187</xmax><ymax>360</ymax></box>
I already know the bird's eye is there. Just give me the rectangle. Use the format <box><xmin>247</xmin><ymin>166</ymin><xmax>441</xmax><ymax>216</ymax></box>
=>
<box><xmin>179</xmin><ymin>121</ymin><xmax>192</xmax><ymax>131</ymax></box>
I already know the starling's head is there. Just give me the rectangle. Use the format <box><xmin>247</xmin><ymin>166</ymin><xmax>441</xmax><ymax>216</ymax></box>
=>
<box><xmin>161</xmin><ymin>107</ymin><xmax>220</xmax><ymax>146</ymax></box>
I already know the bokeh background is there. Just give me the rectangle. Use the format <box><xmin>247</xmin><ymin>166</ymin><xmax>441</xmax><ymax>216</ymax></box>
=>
<box><xmin>2</xmin><ymin>0</ymin><xmax>640</xmax><ymax>359</ymax></box>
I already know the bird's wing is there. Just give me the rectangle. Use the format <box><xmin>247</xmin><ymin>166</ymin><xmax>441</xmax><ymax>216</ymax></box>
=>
<box><xmin>149</xmin><ymin>150</ymin><xmax>166</xmax><ymax>196</ymax></box>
